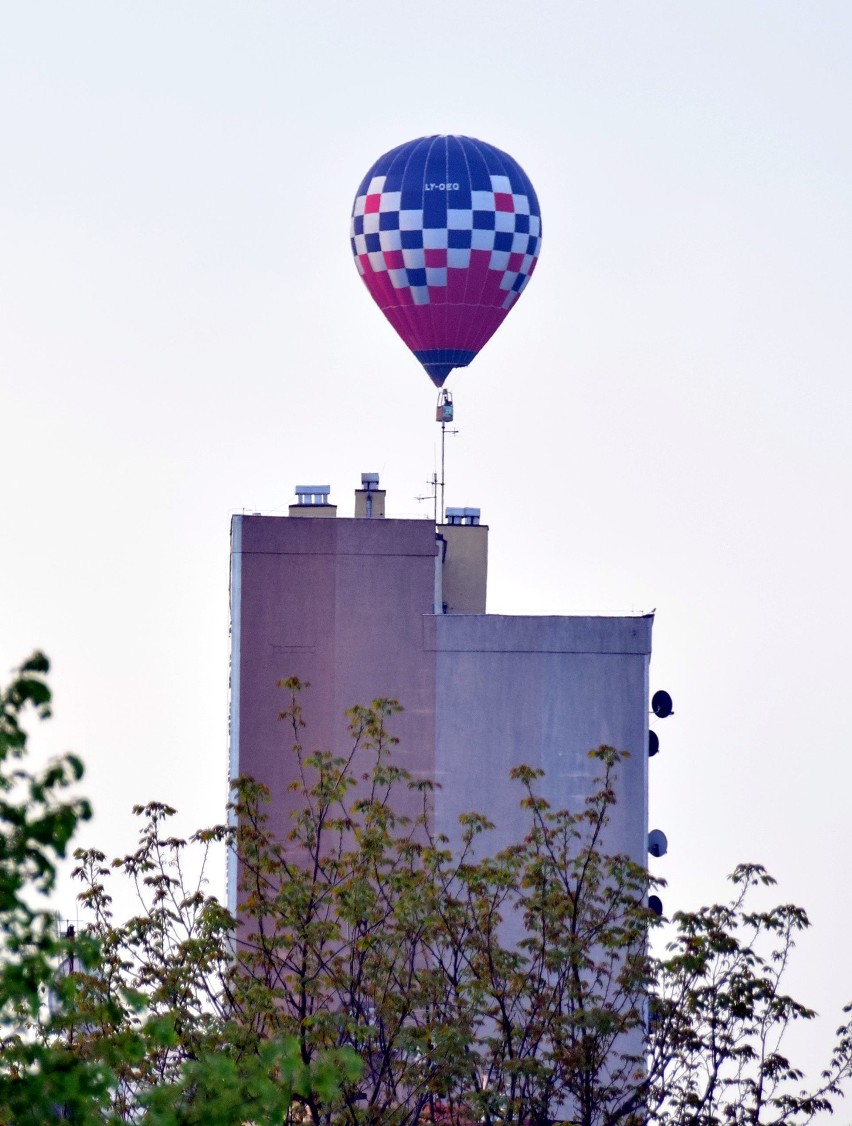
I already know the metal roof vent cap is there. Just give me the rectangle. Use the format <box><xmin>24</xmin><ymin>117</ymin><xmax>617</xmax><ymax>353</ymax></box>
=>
<box><xmin>294</xmin><ymin>485</ymin><xmax>331</xmax><ymax>506</ymax></box>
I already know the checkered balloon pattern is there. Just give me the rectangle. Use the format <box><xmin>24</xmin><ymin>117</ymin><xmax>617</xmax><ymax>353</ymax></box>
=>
<box><xmin>351</xmin><ymin>135</ymin><xmax>542</xmax><ymax>387</ymax></box>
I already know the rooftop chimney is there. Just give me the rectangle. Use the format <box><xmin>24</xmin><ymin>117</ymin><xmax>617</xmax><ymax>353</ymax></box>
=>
<box><xmin>289</xmin><ymin>485</ymin><xmax>337</xmax><ymax>518</ymax></box>
<box><xmin>438</xmin><ymin>506</ymin><xmax>488</xmax><ymax>613</ymax></box>
<box><xmin>354</xmin><ymin>472</ymin><xmax>386</xmax><ymax>519</ymax></box>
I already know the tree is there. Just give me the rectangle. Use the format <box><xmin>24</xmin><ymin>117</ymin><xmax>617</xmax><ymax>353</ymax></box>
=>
<box><xmin>0</xmin><ymin>655</ymin><xmax>358</xmax><ymax>1125</ymax></box>
<box><xmin>6</xmin><ymin>661</ymin><xmax>851</xmax><ymax>1124</ymax></box>
<box><xmin>646</xmin><ymin>863</ymin><xmax>852</xmax><ymax>1125</ymax></box>
<box><xmin>0</xmin><ymin>650</ymin><xmax>113</xmax><ymax>1125</ymax></box>
<box><xmin>193</xmin><ymin>681</ymin><xmax>652</xmax><ymax>1126</ymax></box>
<box><xmin>71</xmin><ymin>677</ymin><xmax>852</xmax><ymax>1126</ymax></box>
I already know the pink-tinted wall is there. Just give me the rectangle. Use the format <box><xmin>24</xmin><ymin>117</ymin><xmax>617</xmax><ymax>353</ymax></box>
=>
<box><xmin>229</xmin><ymin>515</ymin><xmax>438</xmax><ymax>895</ymax></box>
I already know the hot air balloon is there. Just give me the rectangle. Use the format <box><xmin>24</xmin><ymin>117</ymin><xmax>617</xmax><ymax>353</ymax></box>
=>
<box><xmin>350</xmin><ymin>135</ymin><xmax>542</xmax><ymax>387</ymax></box>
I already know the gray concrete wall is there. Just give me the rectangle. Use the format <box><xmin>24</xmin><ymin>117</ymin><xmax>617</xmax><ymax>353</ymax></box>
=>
<box><xmin>427</xmin><ymin>612</ymin><xmax>653</xmax><ymax>1116</ymax></box>
<box><xmin>427</xmin><ymin>614</ymin><xmax>652</xmax><ymax>866</ymax></box>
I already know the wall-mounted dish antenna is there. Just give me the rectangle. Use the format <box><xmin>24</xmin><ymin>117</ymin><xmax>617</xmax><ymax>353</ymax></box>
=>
<box><xmin>648</xmin><ymin>731</ymin><xmax>660</xmax><ymax>758</ymax></box>
<box><xmin>651</xmin><ymin>690</ymin><xmax>674</xmax><ymax>718</ymax></box>
<box><xmin>648</xmin><ymin>829</ymin><xmax>668</xmax><ymax>858</ymax></box>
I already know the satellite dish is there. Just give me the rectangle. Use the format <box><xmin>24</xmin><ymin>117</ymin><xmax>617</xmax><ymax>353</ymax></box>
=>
<box><xmin>648</xmin><ymin>829</ymin><xmax>668</xmax><ymax>858</ymax></box>
<box><xmin>647</xmin><ymin>894</ymin><xmax>663</xmax><ymax>916</ymax></box>
<box><xmin>651</xmin><ymin>690</ymin><xmax>673</xmax><ymax>718</ymax></box>
<box><xmin>648</xmin><ymin>731</ymin><xmax>659</xmax><ymax>758</ymax></box>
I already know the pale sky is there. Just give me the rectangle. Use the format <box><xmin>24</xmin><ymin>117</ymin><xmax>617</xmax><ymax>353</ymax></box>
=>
<box><xmin>2</xmin><ymin>1</ymin><xmax>851</xmax><ymax>1094</ymax></box>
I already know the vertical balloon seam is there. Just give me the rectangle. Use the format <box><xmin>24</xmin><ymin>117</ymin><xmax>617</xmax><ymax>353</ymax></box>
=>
<box><xmin>378</xmin><ymin>141</ymin><xmax>408</xmax><ymax>358</ymax></box>
<box><xmin>465</xmin><ymin>137</ymin><xmax>497</xmax><ymax>358</ymax></box>
<box><xmin>515</xmin><ymin>157</ymin><xmax>541</xmax><ymax>306</ymax></box>
<box><xmin>454</xmin><ymin>137</ymin><xmax>479</xmax><ymax>362</ymax></box>
<box><xmin>476</xmin><ymin>136</ymin><xmax>504</xmax><ymax>357</ymax></box>
<box><xmin>410</xmin><ymin>136</ymin><xmax>438</xmax><ymax>362</ymax></box>
<box><xmin>487</xmin><ymin>142</ymin><xmax>541</xmax><ymax>354</ymax></box>
<box><xmin>422</xmin><ymin>134</ymin><xmax>445</xmax><ymax>373</ymax></box>
<box><xmin>358</xmin><ymin>146</ymin><xmax>394</xmax><ymax>357</ymax></box>
<box><xmin>362</xmin><ymin>139</ymin><xmax>409</xmax><ymax>365</ymax></box>
<box><xmin>486</xmin><ymin>143</ymin><xmax>516</xmax><ymax>357</ymax></box>
<box><xmin>413</xmin><ymin>134</ymin><xmax>448</xmax><ymax>383</ymax></box>
<box><xmin>443</xmin><ymin>135</ymin><xmax>473</xmax><ymax>378</ymax></box>
<box><xmin>447</xmin><ymin>135</ymin><xmax>472</xmax><ymax>371</ymax></box>
<box><xmin>393</xmin><ymin>137</ymin><xmax>429</xmax><ymax>369</ymax></box>
<box><xmin>435</xmin><ymin>136</ymin><xmax>451</xmax><ymax>367</ymax></box>
<box><xmin>378</xmin><ymin>141</ymin><xmax>409</xmax><ymax>358</ymax></box>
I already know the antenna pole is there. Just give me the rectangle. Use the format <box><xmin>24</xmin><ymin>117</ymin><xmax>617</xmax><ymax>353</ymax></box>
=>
<box><xmin>440</xmin><ymin>418</ymin><xmax>446</xmax><ymax>524</ymax></box>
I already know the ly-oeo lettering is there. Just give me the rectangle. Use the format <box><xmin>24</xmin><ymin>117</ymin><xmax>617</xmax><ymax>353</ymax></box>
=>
<box><xmin>424</xmin><ymin>182</ymin><xmax>460</xmax><ymax>191</ymax></box>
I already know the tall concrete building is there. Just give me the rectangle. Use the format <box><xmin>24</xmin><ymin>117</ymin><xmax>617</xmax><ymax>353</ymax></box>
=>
<box><xmin>228</xmin><ymin>474</ymin><xmax>653</xmax><ymax>910</ymax></box>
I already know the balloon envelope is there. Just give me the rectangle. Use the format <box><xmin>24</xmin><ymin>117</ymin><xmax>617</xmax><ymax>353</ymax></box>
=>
<box><xmin>350</xmin><ymin>135</ymin><xmax>542</xmax><ymax>387</ymax></box>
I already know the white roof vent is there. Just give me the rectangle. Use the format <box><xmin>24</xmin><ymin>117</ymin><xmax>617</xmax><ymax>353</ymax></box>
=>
<box><xmin>294</xmin><ymin>485</ymin><xmax>331</xmax><ymax>506</ymax></box>
<box><xmin>445</xmin><ymin>507</ymin><xmax>481</xmax><ymax>526</ymax></box>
